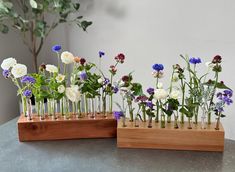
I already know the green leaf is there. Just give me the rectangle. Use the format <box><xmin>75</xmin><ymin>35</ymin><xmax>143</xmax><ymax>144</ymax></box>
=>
<box><xmin>0</xmin><ymin>24</ymin><xmax>8</xmax><ymax>33</ymax></box>
<box><xmin>73</xmin><ymin>3</ymin><xmax>80</xmax><ymax>10</ymax></box>
<box><xmin>179</xmin><ymin>107</ymin><xmax>193</xmax><ymax>117</ymax></box>
<box><xmin>30</xmin><ymin>0</ymin><xmax>38</xmax><ymax>9</ymax></box>
<box><xmin>80</xmin><ymin>21</ymin><xmax>92</xmax><ymax>31</ymax></box>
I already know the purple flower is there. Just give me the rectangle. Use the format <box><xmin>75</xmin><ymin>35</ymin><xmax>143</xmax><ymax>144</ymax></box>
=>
<box><xmin>223</xmin><ymin>96</ymin><xmax>233</xmax><ymax>105</ymax></box>
<box><xmin>104</xmin><ymin>78</ymin><xmax>110</xmax><ymax>85</ymax></box>
<box><xmin>146</xmin><ymin>101</ymin><xmax>154</xmax><ymax>109</ymax></box>
<box><xmin>216</xmin><ymin>107</ymin><xmax>224</xmax><ymax>113</ymax></box>
<box><xmin>23</xmin><ymin>90</ymin><xmax>32</xmax><ymax>97</ymax></box>
<box><xmin>99</xmin><ymin>51</ymin><xmax>105</xmax><ymax>58</ymax></box>
<box><xmin>113</xmin><ymin>86</ymin><xmax>119</xmax><ymax>94</ymax></box>
<box><xmin>113</xmin><ymin>111</ymin><xmax>124</xmax><ymax>120</ymax></box>
<box><xmin>152</xmin><ymin>64</ymin><xmax>164</xmax><ymax>71</ymax></box>
<box><xmin>52</xmin><ymin>45</ymin><xmax>61</xmax><ymax>52</ymax></box>
<box><xmin>2</xmin><ymin>70</ymin><xmax>10</xmax><ymax>79</ymax></box>
<box><xmin>224</xmin><ymin>90</ymin><xmax>233</xmax><ymax>98</ymax></box>
<box><xmin>147</xmin><ymin>87</ymin><xmax>154</xmax><ymax>95</ymax></box>
<box><xmin>189</xmin><ymin>57</ymin><xmax>202</xmax><ymax>64</ymax></box>
<box><xmin>80</xmin><ymin>72</ymin><xmax>88</xmax><ymax>80</ymax></box>
<box><xmin>21</xmin><ymin>76</ymin><xmax>36</xmax><ymax>84</ymax></box>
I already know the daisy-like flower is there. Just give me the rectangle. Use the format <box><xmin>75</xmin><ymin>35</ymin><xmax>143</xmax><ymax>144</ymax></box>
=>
<box><xmin>56</xmin><ymin>74</ymin><xmax>65</xmax><ymax>83</ymax></box>
<box><xmin>58</xmin><ymin>85</ymin><xmax>65</xmax><ymax>93</ymax></box>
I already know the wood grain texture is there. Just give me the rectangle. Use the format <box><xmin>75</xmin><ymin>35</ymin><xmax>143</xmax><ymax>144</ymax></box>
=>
<box><xmin>117</xmin><ymin>120</ymin><xmax>224</xmax><ymax>152</ymax></box>
<box><xmin>18</xmin><ymin>113</ymin><xmax>117</xmax><ymax>142</ymax></box>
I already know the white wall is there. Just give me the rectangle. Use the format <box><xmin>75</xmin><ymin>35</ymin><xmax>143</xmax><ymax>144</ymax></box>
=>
<box><xmin>69</xmin><ymin>0</ymin><xmax>235</xmax><ymax>140</ymax></box>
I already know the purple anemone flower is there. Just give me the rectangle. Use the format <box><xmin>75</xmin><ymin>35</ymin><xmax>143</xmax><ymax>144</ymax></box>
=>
<box><xmin>80</xmin><ymin>72</ymin><xmax>88</xmax><ymax>80</ymax></box>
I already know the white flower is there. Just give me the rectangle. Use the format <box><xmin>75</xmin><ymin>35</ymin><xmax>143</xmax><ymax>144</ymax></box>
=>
<box><xmin>157</xmin><ymin>82</ymin><xmax>163</xmax><ymax>89</ymax></box>
<box><xmin>61</xmin><ymin>51</ymin><xmax>74</xmax><ymax>64</ymax></box>
<box><xmin>58</xmin><ymin>85</ymin><xmax>65</xmax><ymax>93</ymax></box>
<box><xmin>154</xmin><ymin>89</ymin><xmax>168</xmax><ymax>100</ymax></box>
<box><xmin>98</xmin><ymin>78</ymin><xmax>104</xmax><ymax>84</ymax></box>
<box><xmin>11</xmin><ymin>64</ymin><xmax>27</xmax><ymax>78</ymax></box>
<box><xmin>65</xmin><ymin>85</ymin><xmax>81</xmax><ymax>102</ymax></box>
<box><xmin>152</xmin><ymin>71</ymin><xmax>164</xmax><ymax>78</ymax></box>
<box><xmin>46</xmin><ymin>64</ymin><xmax>58</xmax><ymax>73</ymax></box>
<box><xmin>1</xmin><ymin>57</ymin><xmax>17</xmax><ymax>70</ymax></box>
<box><xmin>205</xmin><ymin>62</ymin><xmax>215</xmax><ymax>69</ymax></box>
<box><xmin>170</xmin><ymin>90</ymin><xmax>180</xmax><ymax>99</ymax></box>
<box><xmin>56</xmin><ymin>74</ymin><xmax>65</xmax><ymax>83</ymax></box>
<box><xmin>172</xmin><ymin>73</ymin><xmax>179</xmax><ymax>82</ymax></box>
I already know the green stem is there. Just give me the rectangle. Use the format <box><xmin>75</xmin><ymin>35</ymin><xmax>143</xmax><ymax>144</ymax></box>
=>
<box><xmin>180</xmin><ymin>80</ymin><xmax>185</xmax><ymax>124</ymax></box>
<box><xmin>142</xmin><ymin>105</ymin><xmax>146</xmax><ymax>122</ymax></box>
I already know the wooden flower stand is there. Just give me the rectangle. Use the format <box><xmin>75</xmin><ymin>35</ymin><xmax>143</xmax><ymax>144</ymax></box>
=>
<box><xmin>117</xmin><ymin>120</ymin><xmax>225</xmax><ymax>152</ymax></box>
<box><xmin>18</xmin><ymin>113</ymin><xmax>117</xmax><ymax>142</ymax></box>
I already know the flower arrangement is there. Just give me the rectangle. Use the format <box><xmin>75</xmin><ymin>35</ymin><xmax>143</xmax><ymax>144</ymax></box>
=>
<box><xmin>115</xmin><ymin>55</ymin><xmax>232</xmax><ymax>130</ymax></box>
<box><xmin>1</xmin><ymin>50</ymin><xmax>232</xmax><ymax>131</ymax></box>
<box><xmin>1</xmin><ymin>45</ymin><xmax>126</xmax><ymax>121</ymax></box>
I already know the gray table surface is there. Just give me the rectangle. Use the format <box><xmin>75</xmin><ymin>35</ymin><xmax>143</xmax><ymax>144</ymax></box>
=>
<box><xmin>0</xmin><ymin>118</ymin><xmax>235</xmax><ymax>172</ymax></box>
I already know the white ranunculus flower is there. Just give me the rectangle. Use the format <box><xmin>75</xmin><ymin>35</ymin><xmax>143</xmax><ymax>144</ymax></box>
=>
<box><xmin>46</xmin><ymin>64</ymin><xmax>58</xmax><ymax>73</ymax></box>
<box><xmin>61</xmin><ymin>51</ymin><xmax>74</xmax><ymax>64</ymax></box>
<box><xmin>1</xmin><ymin>57</ymin><xmax>17</xmax><ymax>70</ymax></box>
<box><xmin>58</xmin><ymin>85</ymin><xmax>65</xmax><ymax>93</ymax></box>
<box><xmin>157</xmin><ymin>82</ymin><xmax>163</xmax><ymax>89</ymax></box>
<box><xmin>98</xmin><ymin>78</ymin><xmax>104</xmax><ymax>84</ymax></box>
<box><xmin>65</xmin><ymin>85</ymin><xmax>81</xmax><ymax>102</ymax></box>
<box><xmin>11</xmin><ymin>63</ymin><xmax>27</xmax><ymax>78</ymax></box>
<box><xmin>56</xmin><ymin>74</ymin><xmax>65</xmax><ymax>83</ymax></box>
<box><xmin>172</xmin><ymin>73</ymin><xmax>179</xmax><ymax>82</ymax></box>
<box><xmin>205</xmin><ymin>61</ymin><xmax>215</xmax><ymax>69</ymax></box>
<box><xmin>170</xmin><ymin>90</ymin><xmax>180</xmax><ymax>99</ymax></box>
<box><xmin>154</xmin><ymin>89</ymin><xmax>168</xmax><ymax>100</ymax></box>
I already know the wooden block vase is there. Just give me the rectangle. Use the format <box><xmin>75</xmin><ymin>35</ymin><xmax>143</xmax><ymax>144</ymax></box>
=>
<box><xmin>18</xmin><ymin>113</ymin><xmax>117</xmax><ymax>142</ymax></box>
<box><xmin>117</xmin><ymin>120</ymin><xmax>224</xmax><ymax>152</ymax></box>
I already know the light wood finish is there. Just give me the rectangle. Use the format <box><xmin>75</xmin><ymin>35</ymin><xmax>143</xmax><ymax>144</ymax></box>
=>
<box><xmin>117</xmin><ymin>120</ymin><xmax>224</xmax><ymax>152</ymax></box>
<box><xmin>18</xmin><ymin>113</ymin><xmax>117</xmax><ymax>142</ymax></box>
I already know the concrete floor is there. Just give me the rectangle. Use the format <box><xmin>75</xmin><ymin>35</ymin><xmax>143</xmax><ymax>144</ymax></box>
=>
<box><xmin>0</xmin><ymin>118</ymin><xmax>235</xmax><ymax>172</ymax></box>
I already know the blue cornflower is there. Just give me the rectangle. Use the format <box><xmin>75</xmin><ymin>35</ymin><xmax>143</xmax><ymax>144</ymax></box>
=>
<box><xmin>99</xmin><ymin>51</ymin><xmax>105</xmax><ymax>58</ymax></box>
<box><xmin>21</xmin><ymin>76</ymin><xmax>36</xmax><ymax>84</ymax></box>
<box><xmin>80</xmin><ymin>72</ymin><xmax>88</xmax><ymax>80</ymax></box>
<box><xmin>189</xmin><ymin>57</ymin><xmax>202</xmax><ymax>64</ymax></box>
<box><xmin>52</xmin><ymin>45</ymin><xmax>61</xmax><ymax>53</ymax></box>
<box><xmin>146</xmin><ymin>101</ymin><xmax>154</xmax><ymax>109</ymax></box>
<box><xmin>2</xmin><ymin>69</ymin><xmax>10</xmax><ymax>79</ymax></box>
<box><xmin>113</xmin><ymin>111</ymin><xmax>124</xmax><ymax>120</ymax></box>
<box><xmin>152</xmin><ymin>64</ymin><xmax>164</xmax><ymax>71</ymax></box>
<box><xmin>23</xmin><ymin>90</ymin><xmax>32</xmax><ymax>97</ymax></box>
<box><xmin>147</xmin><ymin>87</ymin><xmax>155</xmax><ymax>95</ymax></box>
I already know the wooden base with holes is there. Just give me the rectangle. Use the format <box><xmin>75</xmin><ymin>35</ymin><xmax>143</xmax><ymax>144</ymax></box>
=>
<box><xmin>117</xmin><ymin>120</ymin><xmax>224</xmax><ymax>152</ymax></box>
<box><xmin>18</xmin><ymin>113</ymin><xmax>117</xmax><ymax>142</ymax></box>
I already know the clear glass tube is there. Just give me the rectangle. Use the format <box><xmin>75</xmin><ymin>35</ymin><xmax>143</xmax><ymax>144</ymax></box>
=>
<box><xmin>26</xmin><ymin>97</ymin><xmax>32</xmax><ymax>120</ymax></box>
<box><xmin>102</xmin><ymin>96</ymin><xmax>107</xmax><ymax>117</ymax></box>
<box><xmin>40</xmin><ymin>100</ymin><xmax>45</xmax><ymax>120</ymax></box>
<box><xmin>21</xmin><ymin>96</ymin><xmax>27</xmax><ymax>117</ymax></box>
<box><xmin>134</xmin><ymin>116</ymin><xmax>139</xmax><ymax>127</ymax></box>
<box><xmin>148</xmin><ymin>116</ymin><xmax>152</xmax><ymax>128</ymax></box>
<box><xmin>90</xmin><ymin>98</ymin><xmax>95</xmax><ymax>118</ymax></box>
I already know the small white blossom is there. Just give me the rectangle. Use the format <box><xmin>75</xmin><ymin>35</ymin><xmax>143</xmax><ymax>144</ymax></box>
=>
<box><xmin>172</xmin><ymin>73</ymin><xmax>179</xmax><ymax>82</ymax></box>
<box><xmin>11</xmin><ymin>63</ymin><xmax>27</xmax><ymax>78</ymax></box>
<box><xmin>154</xmin><ymin>89</ymin><xmax>168</xmax><ymax>100</ymax></box>
<box><xmin>61</xmin><ymin>51</ymin><xmax>74</xmax><ymax>64</ymax></box>
<box><xmin>58</xmin><ymin>85</ymin><xmax>65</xmax><ymax>93</ymax></box>
<box><xmin>46</xmin><ymin>64</ymin><xmax>58</xmax><ymax>73</ymax></box>
<box><xmin>56</xmin><ymin>74</ymin><xmax>65</xmax><ymax>83</ymax></box>
<box><xmin>170</xmin><ymin>90</ymin><xmax>180</xmax><ymax>99</ymax></box>
<box><xmin>1</xmin><ymin>57</ymin><xmax>17</xmax><ymax>70</ymax></box>
<box><xmin>66</xmin><ymin>85</ymin><xmax>81</xmax><ymax>102</ymax></box>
